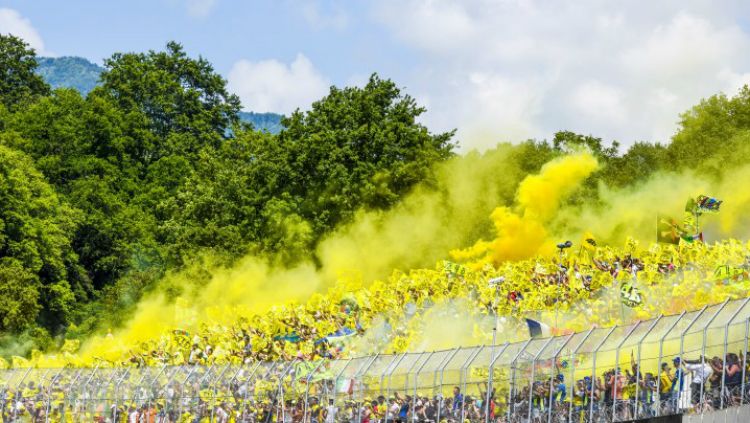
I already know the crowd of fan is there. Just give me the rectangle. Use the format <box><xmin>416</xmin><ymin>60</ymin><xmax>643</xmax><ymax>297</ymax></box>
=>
<box><xmin>3</xmin><ymin>239</ymin><xmax>750</xmax><ymax>422</ymax></box>
<box><xmin>30</xmin><ymin>239</ymin><xmax>747</xmax><ymax>370</ymax></box>
<box><xmin>3</xmin><ymin>348</ymin><xmax>750</xmax><ymax>422</ymax></box>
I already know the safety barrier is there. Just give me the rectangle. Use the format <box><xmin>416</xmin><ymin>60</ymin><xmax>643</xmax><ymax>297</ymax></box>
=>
<box><xmin>3</xmin><ymin>297</ymin><xmax>750</xmax><ymax>422</ymax></box>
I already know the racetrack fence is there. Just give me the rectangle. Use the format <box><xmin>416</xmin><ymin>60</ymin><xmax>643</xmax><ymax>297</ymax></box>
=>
<box><xmin>4</xmin><ymin>297</ymin><xmax>750</xmax><ymax>422</ymax></box>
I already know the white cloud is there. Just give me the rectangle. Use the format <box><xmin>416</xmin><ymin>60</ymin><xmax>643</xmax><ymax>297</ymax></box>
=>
<box><xmin>570</xmin><ymin>81</ymin><xmax>626</xmax><ymax>124</ymax></box>
<box><xmin>227</xmin><ymin>54</ymin><xmax>330</xmax><ymax>114</ymax></box>
<box><xmin>301</xmin><ymin>1</ymin><xmax>349</xmax><ymax>30</ymax></box>
<box><xmin>372</xmin><ymin>0</ymin><xmax>750</xmax><ymax>149</ymax></box>
<box><xmin>185</xmin><ymin>0</ymin><xmax>218</xmax><ymax>18</ymax></box>
<box><xmin>0</xmin><ymin>8</ymin><xmax>48</xmax><ymax>55</ymax></box>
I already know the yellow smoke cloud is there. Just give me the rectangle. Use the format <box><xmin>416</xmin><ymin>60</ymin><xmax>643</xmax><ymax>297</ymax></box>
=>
<box><xmin>30</xmin><ymin>144</ymin><xmax>750</xmax><ymax>367</ymax></box>
<box><xmin>452</xmin><ymin>152</ymin><xmax>599</xmax><ymax>265</ymax></box>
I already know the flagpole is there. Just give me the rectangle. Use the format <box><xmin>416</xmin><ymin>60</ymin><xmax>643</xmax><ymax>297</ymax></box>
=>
<box><xmin>556</xmin><ymin>248</ymin><xmax>561</xmax><ymax>328</ymax></box>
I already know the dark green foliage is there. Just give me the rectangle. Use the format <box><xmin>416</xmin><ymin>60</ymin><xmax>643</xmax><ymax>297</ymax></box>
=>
<box><xmin>36</xmin><ymin>57</ymin><xmax>103</xmax><ymax>95</ymax></box>
<box><xmin>159</xmin><ymin>75</ymin><xmax>456</xmax><ymax>265</ymax></box>
<box><xmin>97</xmin><ymin>41</ymin><xmax>242</xmax><ymax>150</ymax></box>
<box><xmin>0</xmin><ymin>145</ymin><xmax>89</xmax><ymax>332</ymax></box>
<box><xmin>278</xmin><ymin>75</ymin><xmax>456</xmax><ymax>234</ymax></box>
<box><xmin>0</xmin><ymin>34</ymin><xmax>49</xmax><ymax>109</ymax></box>
<box><xmin>33</xmin><ymin>56</ymin><xmax>282</xmax><ymax>134</ymax></box>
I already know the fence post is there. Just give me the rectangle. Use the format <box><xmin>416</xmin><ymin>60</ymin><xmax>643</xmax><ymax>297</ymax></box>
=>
<box><xmin>633</xmin><ymin>315</ymin><xmax>662</xmax><ymax>419</ymax></box>
<box><xmin>567</xmin><ymin>329</ymin><xmax>593</xmax><ymax>423</ymax></box>
<box><xmin>98</xmin><ymin>368</ymin><xmax>119</xmax><ymax>421</ymax></box>
<box><xmin>209</xmin><ymin>364</ymin><xmax>231</xmax><ymax>423</ymax></box>
<box><xmin>526</xmin><ymin>337</ymin><xmax>553</xmax><ymax>423</ymax></box>
<box><xmin>302</xmin><ymin>360</ymin><xmax>326</xmax><ymax>423</ymax></box>
<box><xmin>741</xmin><ymin>317</ymin><xmax>750</xmax><ymax>407</ymax></box>
<box><xmin>61</xmin><ymin>369</ymin><xmax>83</xmax><ymax>420</ymax></box>
<box><xmin>546</xmin><ymin>334</ymin><xmax>573</xmax><ymax>423</ymax></box>
<box><xmin>486</xmin><ymin>343</ymin><xmax>510</xmax><ymax>423</ymax></box>
<box><xmin>381</xmin><ymin>354</ymin><xmax>404</xmax><ymax>397</ymax></box>
<box><xmin>588</xmin><ymin>326</ymin><xmax>617</xmax><ymax>423</ymax></box>
<box><xmin>436</xmin><ymin>349</ymin><xmax>460</xmax><ymax>423</ymax></box>
<box><xmin>655</xmin><ymin>311</ymin><xmax>685</xmax><ymax>417</ymax></box>
<box><xmin>507</xmin><ymin>339</ymin><xmax>532</xmax><ymax>422</ymax></box>
<box><xmin>77</xmin><ymin>363</ymin><xmax>100</xmax><ymax>421</ymax></box>
<box><xmin>279</xmin><ymin>358</ymin><xmax>301</xmax><ymax>423</ymax></box>
<box><xmin>612</xmin><ymin>321</ymin><xmax>642</xmax><ymax>422</ymax></box>
<box><xmin>400</xmin><ymin>354</ymin><xmax>427</xmax><ymax>423</ymax></box>
<box><xmin>412</xmin><ymin>352</ymin><xmax>434</xmax><ymax>423</ymax></box>
<box><xmin>145</xmin><ymin>365</ymin><xmax>167</xmax><ymax>421</ymax></box>
<box><xmin>332</xmin><ymin>358</ymin><xmax>354</xmax><ymax>418</ymax></box>
<box><xmin>112</xmin><ymin>368</ymin><xmax>131</xmax><ymax>422</ymax></box>
<box><xmin>384</xmin><ymin>354</ymin><xmax>406</xmax><ymax>417</ymax></box>
<box><xmin>44</xmin><ymin>369</ymin><xmax>64</xmax><ymax>423</ymax></box>
<box><xmin>459</xmin><ymin>347</ymin><xmax>484</xmax><ymax>423</ymax></box>
<box><xmin>241</xmin><ymin>361</ymin><xmax>263</xmax><ymax>416</ymax></box>
<box><xmin>677</xmin><ymin>304</ymin><xmax>715</xmax><ymax>413</ymax></box>
<box><xmin>10</xmin><ymin>367</ymin><xmax>31</xmax><ymax>422</ymax></box>
<box><xmin>355</xmin><ymin>354</ymin><xmax>380</xmax><ymax>423</ymax></box>
<box><xmin>176</xmin><ymin>365</ymin><xmax>198</xmax><ymax>419</ymax></box>
<box><xmin>712</xmin><ymin>300</ymin><xmax>747</xmax><ymax>410</ymax></box>
<box><xmin>161</xmin><ymin>365</ymin><xmax>182</xmax><ymax>418</ymax></box>
<box><xmin>712</xmin><ymin>299</ymin><xmax>748</xmax><ymax>412</ymax></box>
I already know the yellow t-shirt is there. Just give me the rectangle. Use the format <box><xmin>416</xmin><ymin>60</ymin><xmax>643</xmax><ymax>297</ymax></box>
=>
<box><xmin>659</xmin><ymin>371</ymin><xmax>672</xmax><ymax>394</ymax></box>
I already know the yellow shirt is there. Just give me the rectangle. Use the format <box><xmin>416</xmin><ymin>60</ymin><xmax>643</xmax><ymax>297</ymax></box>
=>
<box><xmin>659</xmin><ymin>371</ymin><xmax>672</xmax><ymax>394</ymax></box>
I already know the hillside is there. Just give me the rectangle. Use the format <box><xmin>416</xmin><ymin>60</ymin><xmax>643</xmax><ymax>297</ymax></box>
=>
<box><xmin>36</xmin><ymin>56</ymin><xmax>102</xmax><ymax>95</ymax></box>
<box><xmin>35</xmin><ymin>56</ymin><xmax>284</xmax><ymax>133</ymax></box>
<box><xmin>238</xmin><ymin>111</ymin><xmax>284</xmax><ymax>133</ymax></box>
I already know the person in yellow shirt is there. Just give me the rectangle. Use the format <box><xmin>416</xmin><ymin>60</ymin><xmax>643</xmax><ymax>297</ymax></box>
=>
<box><xmin>658</xmin><ymin>362</ymin><xmax>673</xmax><ymax>411</ymax></box>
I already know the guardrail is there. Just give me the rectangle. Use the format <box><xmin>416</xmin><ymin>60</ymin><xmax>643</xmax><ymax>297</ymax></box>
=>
<box><xmin>3</xmin><ymin>297</ymin><xmax>750</xmax><ymax>422</ymax></box>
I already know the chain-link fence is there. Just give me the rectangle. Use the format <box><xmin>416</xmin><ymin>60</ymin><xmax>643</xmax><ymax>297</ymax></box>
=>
<box><xmin>3</xmin><ymin>297</ymin><xmax>750</xmax><ymax>422</ymax></box>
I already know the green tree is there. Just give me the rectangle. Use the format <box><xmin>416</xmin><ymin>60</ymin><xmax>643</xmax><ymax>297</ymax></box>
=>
<box><xmin>96</xmin><ymin>41</ymin><xmax>242</xmax><ymax>164</ymax></box>
<box><xmin>279</xmin><ymin>74</ymin><xmax>456</xmax><ymax>235</ymax></box>
<box><xmin>3</xmin><ymin>89</ymin><xmax>159</xmax><ymax>289</ymax></box>
<box><xmin>0</xmin><ymin>34</ymin><xmax>50</xmax><ymax>110</ymax></box>
<box><xmin>0</xmin><ymin>145</ymin><xmax>88</xmax><ymax>331</ymax></box>
<box><xmin>160</xmin><ymin>75</ymin><xmax>456</xmax><ymax>265</ymax></box>
<box><xmin>669</xmin><ymin>86</ymin><xmax>750</xmax><ymax>176</ymax></box>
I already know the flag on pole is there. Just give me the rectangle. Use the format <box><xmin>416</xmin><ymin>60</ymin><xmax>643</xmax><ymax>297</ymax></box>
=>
<box><xmin>693</xmin><ymin>195</ymin><xmax>722</xmax><ymax>214</ymax></box>
<box><xmin>442</xmin><ymin>260</ymin><xmax>467</xmax><ymax>277</ymax></box>
<box><xmin>526</xmin><ymin>318</ymin><xmax>552</xmax><ymax>338</ymax></box>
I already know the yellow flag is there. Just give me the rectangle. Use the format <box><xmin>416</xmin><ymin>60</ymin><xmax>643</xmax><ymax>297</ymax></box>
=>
<box><xmin>581</xmin><ymin>231</ymin><xmax>598</xmax><ymax>251</ymax></box>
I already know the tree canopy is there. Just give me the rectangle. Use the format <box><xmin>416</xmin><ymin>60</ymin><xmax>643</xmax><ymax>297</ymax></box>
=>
<box><xmin>0</xmin><ymin>34</ymin><xmax>49</xmax><ymax>110</ymax></box>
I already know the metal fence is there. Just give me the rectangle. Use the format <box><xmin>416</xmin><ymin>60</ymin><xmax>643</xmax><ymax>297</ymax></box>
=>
<box><xmin>4</xmin><ymin>297</ymin><xmax>750</xmax><ymax>422</ymax></box>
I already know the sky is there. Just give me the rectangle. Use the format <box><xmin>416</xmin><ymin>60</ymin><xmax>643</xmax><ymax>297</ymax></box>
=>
<box><xmin>1</xmin><ymin>0</ymin><xmax>750</xmax><ymax>151</ymax></box>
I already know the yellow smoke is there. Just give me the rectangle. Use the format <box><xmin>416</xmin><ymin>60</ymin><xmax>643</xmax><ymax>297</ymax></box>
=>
<box><xmin>451</xmin><ymin>152</ymin><xmax>599</xmax><ymax>265</ymax></box>
<box><xmin>27</xmin><ymin>145</ymin><xmax>750</xmax><ymax>367</ymax></box>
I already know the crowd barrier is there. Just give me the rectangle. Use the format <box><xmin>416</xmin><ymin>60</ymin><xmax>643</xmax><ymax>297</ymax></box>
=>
<box><xmin>3</xmin><ymin>297</ymin><xmax>750</xmax><ymax>422</ymax></box>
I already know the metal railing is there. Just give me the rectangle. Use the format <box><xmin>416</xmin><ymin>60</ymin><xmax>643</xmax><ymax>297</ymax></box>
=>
<box><xmin>3</xmin><ymin>297</ymin><xmax>750</xmax><ymax>422</ymax></box>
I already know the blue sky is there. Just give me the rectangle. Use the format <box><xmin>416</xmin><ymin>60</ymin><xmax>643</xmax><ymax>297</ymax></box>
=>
<box><xmin>0</xmin><ymin>1</ymin><xmax>410</xmax><ymax>79</ymax></box>
<box><xmin>2</xmin><ymin>0</ymin><xmax>750</xmax><ymax>150</ymax></box>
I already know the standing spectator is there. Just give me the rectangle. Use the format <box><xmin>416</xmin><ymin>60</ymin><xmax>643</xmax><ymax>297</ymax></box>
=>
<box><xmin>670</xmin><ymin>358</ymin><xmax>686</xmax><ymax>411</ymax></box>
<box><xmin>659</xmin><ymin>363</ymin><xmax>673</xmax><ymax>411</ymax></box>
<box><xmin>682</xmin><ymin>356</ymin><xmax>712</xmax><ymax>406</ymax></box>
<box><xmin>451</xmin><ymin>386</ymin><xmax>463</xmax><ymax>419</ymax></box>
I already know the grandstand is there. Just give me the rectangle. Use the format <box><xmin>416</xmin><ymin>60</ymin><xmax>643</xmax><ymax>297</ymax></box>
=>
<box><xmin>3</xmin><ymin>199</ymin><xmax>750</xmax><ymax>422</ymax></box>
<box><xmin>2</xmin><ymin>296</ymin><xmax>750</xmax><ymax>422</ymax></box>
